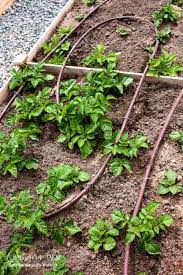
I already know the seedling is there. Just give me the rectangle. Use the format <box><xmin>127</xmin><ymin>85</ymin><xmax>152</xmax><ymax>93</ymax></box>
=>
<box><xmin>76</xmin><ymin>14</ymin><xmax>85</xmax><ymax>22</ymax></box>
<box><xmin>125</xmin><ymin>201</ymin><xmax>173</xmax><ymax>255</ymax></box>
<box><xmin>37</xmin><ymin>164</ymin><xmax>90</xmax><ymax>202</ymax></box>
<box><xmin>156</xmin><ymin>27</ymin><xmax>172</xmax><ymax>43</ymax></box>
<box><xmin>83</xmin><ymin>44</ymin><xmax>120</xmax><ymax>69</ymax></box>
<box><xmin>157</xmin><ymin>169</ymin><xmax>183</xmax><ymax>195</ymax></box>
<box><xmin>0</xmin><ymin>124</ymin><xmax>40</xmax><ymax>177</ymax></box>
<box><xmin>9</xmin><ymin>63</ymin><xmax>54</xmax><ymax>91</ymax></box>
<box><xmin>46</xmin><ymin>254</ymin><xmax>83</xmax><ymax>275</ymax></box>
<box><xmin>116</xmin><ymin>26</ymin><xmax>131</xmax><ymax>37</ymax></box>
<box><xmin>50</xmin><ymin>218</ymin><xmax>82</xmax><ymax>245</ymax></box>
<box><xmin>152</xmin><ymin>4</ymin><xmax>181</xmax><ymax>27</ymax></box>
<box><xmin>84</xmin><ymin>0</ymin><xmax>96</xmax><ymax>6</ymax></box>
<box><xmin>103</xmin><ymin>132</ymin><xmax>149</xmax><ymax>176</ymax></box>
<box><xmin>169</xmin><ymin>130</ymin><xmax>183</xmax><ymax>150</ymax></box>
<box><xmin>148</xmin><ymin>50</ymin><xmax>182</xmax><ymax>77</ymax></box>
<box><xmin>88</xmin><ymin>219</ymin><xmax>119</xmax><ymax>251</ymax></box>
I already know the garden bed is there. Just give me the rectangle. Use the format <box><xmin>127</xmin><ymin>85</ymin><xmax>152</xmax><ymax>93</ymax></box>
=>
<box><xmin>0</xmin><ymin>0</ymin><xmax>183</xmax><ymax>275</ymax></box>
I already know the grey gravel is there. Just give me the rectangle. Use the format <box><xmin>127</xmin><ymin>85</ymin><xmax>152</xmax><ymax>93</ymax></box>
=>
<box><xmin>0</xmin><ymin>0</ymin><xmax>68</xmax><ymax>88</ymax></box>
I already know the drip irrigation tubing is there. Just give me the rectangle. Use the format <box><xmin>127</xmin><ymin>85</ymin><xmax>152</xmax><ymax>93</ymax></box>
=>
<box><xmin>55</xmin><ymin>15</ymin><xmax>158</xmax><ymax>103</ymax></box>
<box><xmin>123</xmin><ymin>87</ymin><xmax>183</xmax><ymax>275</ymax></box>
<box><xmin>0</xmin><ymin>0</ymin><xmax>110</xmax><ymax>122</ymax></box>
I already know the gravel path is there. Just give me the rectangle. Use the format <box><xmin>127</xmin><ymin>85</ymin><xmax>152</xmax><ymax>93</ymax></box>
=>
<box><xmin>0</xmin><ymin>0</ymin><xmax>68</xmax><ymax>88</ymax></box>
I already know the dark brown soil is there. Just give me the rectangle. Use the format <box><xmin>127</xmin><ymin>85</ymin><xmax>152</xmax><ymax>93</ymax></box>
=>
<box><xmin>1</xmin><ymin>0</ymin><xmax>183</xmax><ymax>275</ymax></box>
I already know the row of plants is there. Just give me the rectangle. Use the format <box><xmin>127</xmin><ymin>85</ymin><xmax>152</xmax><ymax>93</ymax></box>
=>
<box><xmin>0</xmin><ymin>0</ymin><xmax>183</xmax><ymax>274</ymax></box>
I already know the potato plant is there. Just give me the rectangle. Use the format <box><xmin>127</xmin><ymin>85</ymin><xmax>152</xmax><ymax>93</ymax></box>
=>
<box><xmin>9</xmin><ymin>63</ymin><xmax>54</xmax><ymax>91</ymax></box>
<box><xmin>0</xmin><ymin>123</ymin><xmax>40</xmax><ymax>177</ymax></box>
<box><xmin>148</xmin><ymin>50</ymin><xmax>182</xmax><ymax>77</ymax></box>
<box><xmin>103</xmin><ymin>131</ymin><xmax>149</xmax><ymax>176</ymax></box>
<box><xmin>152</xmin><ymin>3</ymin><xmax>181</xmax><ymax>27</ymax></box>
<box><xmin>157</xmin><ymin>169</ymin><xmax>183</xmax><ymax>195</ymax></box>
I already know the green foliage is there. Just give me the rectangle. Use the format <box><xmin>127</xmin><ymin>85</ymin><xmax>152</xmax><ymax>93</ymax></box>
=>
<box><xmin>0</xmin><ymin>123</ymin><xmax>40</xmax><ymax>177</ymax></box>
<box><xmin>152</xmin><ymin>4</ymin><xmax>181</xmax><ymax>27</ymax></box>
<box><xmin>85</xmin><ymin>69</ymin><xmax>133</xmax><ymax>96</ymax></box>
<box><xmin>88</xmin><ymin>219</ymin><xmax>119</xmax><ymax>251</ymax></box>
<box><xmin>1</xmin><ymin>190</ymin><xmax>49</xmax><ymax>236</ymax></box>
<box><xmin>0</xmin><ymin>249</ymin><xmax>22</xmax><ymax>275</ymax></box>
<box><xmin>83</xmin><ymin>44</ymin><xmax>120</xmax><ymax>69</ymax></box>
<box><xmin>47</xmin><ymin>55</ymin><xmax>65</xmax><ymax>65</ymax></box>
<box><xmin>76</xmin><ymin>14</ymin><xmax>85</xmax><ymax>22</ymax></box>
<box><xmin>7</xmin><ymin>87</ymin><xmax>53</xmax><ymax>126</ymax></box>
<box><xmin>59</xmin><ymin>79</ymin><xmax>81</xmax><ymax>102</ymax></box>
<box><xmin>57</xmin><ymin>92</ymin><xmax>114</xmax><ymax>157</ymax></box>
<box><xmin>116</xmin><ymin>26</ymin><xmax>131</xmax><ymax>37</ymax></box>
<box><xmin>9</xmin><ymin>63</ymin><xmax>54</xmax><ymax>91</ymax></box>
<box><xmin>111</xmin><ymin>209</ymin><xmax>130</xmax><ymax>230</ymax></box>
<box><xmin>103</xmin><ymin>132</ymin><xmax>149</xmax><ymax>176</ymax></box>
<box><xmin>148</xmin><ymin>50</ymin><xmax>182</xmax><ymax>77</ymax></box>
<box><xmin>42</xmin><ymin>26</ymin><xmax>71</xmax><ymax>54</ymax></box>
<box><xmin>84</xmin><ymin>0</ymin><xmax>96</xmax><ymax>6</ymax></box>
<box><xmin>55</xmin><ymin>69</ymin><xmax>131</xmax><ymax>158</ymax></box>
<box><xmin>125</xmin><ymin>201</ymin><xmax>173</xmax><ymax>255</ymax></box>
<box><xmin>8</xmin><ymin>48</ymin><xmax>133</xmax><ymax>158</ymax></box>
<box><xmin>46</xmin><ymin>254</ymin><xmax>83</xmax><ymax>275</ymax></box>
<box><xmin>156</xmin><ymin>27</ymin><xmax>172</xmax><ymax>43</ymax></box>
<box><xmin>50</xmin><ymin>217</ymin><xmax>82</xmax><ymax>245</ymax></box>
<box><xmin>169</xmin><ymin>130</ymin><xmax>183</xmax><ymax>150</ymax></box>
<box><xmin>157</xmin><ymin>169</ymin><xmax>183</xmax><ymax>195</ymax></box>
<box><xmin>37</xmin><ymin>164</ymin><xmax>90</xmax><ymax>202</ymax></box>
<box><xmin>42</xmin><ymin>26</ymin><xmax>71</xmax><ymax>64</ymax></box>
<box><xmin>0</xmin><ymin>231</ymin><xmax>33</xmax><ymax>274</ymax></box>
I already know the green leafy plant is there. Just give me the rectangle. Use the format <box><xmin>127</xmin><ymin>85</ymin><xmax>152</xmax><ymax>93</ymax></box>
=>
<box><xmin>156</xmin><ymin>27</ymin><xmax>172</xmax><ymax>43</ymax></box>
<box><xmin>0</xmin><ymin>124</ymin><xmax>40</xmax><ymax>177</ymax></box>
<box><xmin>148</xmin><ymin>50</ymin><xmax>182</xmax><ymax>77</ymax></box>
<box><xmin>83</xmin><ymin>44</ymin><xmax>120</xmax><ymax>69</ymax></box>
<box><xmin>84</xmin><ymin>0</ymin><xmax>96</xmax><ymax>6</ymax></box>
<box><xmin>50</xmin><ymin>217</ymin><xmax>82</xmax><ymax>245</ymax></box>
<box><xmin>76</xmin><ymin>14</ymin><xmax>85</xmax><ymax>22</ymax></box>
<box><xmin>169</xmin><ymin>130</ymin><xmax>183</xmax><ymax>150</ymax></box>
<box><xmin>0</xmin><ymin>190</ymin><xmax>49</xmax><ymax>236</ymax></box>
<box><xmin>37</xmin><ymin>164</ymin><xmax>90</xmax><ymax>202</ymax></box>
<box><xmin>84</xmin><ymin>69</ymin><xmax>133</xmax><ymax>96</ymax></box>
<box><xmin>46</xmin><ymin>254</ymin><xmax>83</xmax><ymax>275</ymax></box>
<box><xmin>42</xmin><ymin>26</ymin><xmax>71</xmax><ymax>54</ymax></box>
<box><xmin>6</xmin><ymin>87</ymin><xmax>53</xmax><ymax>126</ymax></box>
<box><xmin>0</xmin><ymin>249</ymin><xmax>22</xmax><ymax>275</ymax></box>
<box><xmin>111</xmin><ymin>209</ymin><xmax>130</xmax><ymax>229</ymax></box>
<box><xmin>0</xmin><ymin>231</ymin><xmax>32</xmax><ymax>275</ymax></box>
<box><xmin>116</xmin><ymin>26</ymin><xmax>131</xmax><ymax>37</ymax></box>
<box><xmin>88</xmin><ymin>219</ymin><xmax>119</xmax><ymax>251</ymax></box>
<box><xmin>9</xmin><ymin>63</ymin><xmax>54</xmax><ymax>91</ymax></box>
<box><xmin>103</xmin><ymin>132</ymin><xmax>149</xmax><ymax>176</ymax></box>
<box><xmin>125</xmin><ymin>201</ymin><xmax>173</xmax><ymax>255</ymax></box>
<box><xmin>157</xmin><ymin>169</ymin><xmax>183</xmax><ymax>195</ymax></box>
<box><xmin>152</xmin><ymin>4</ymin><xmax>181</xmax><ymax>27</ymax></box>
